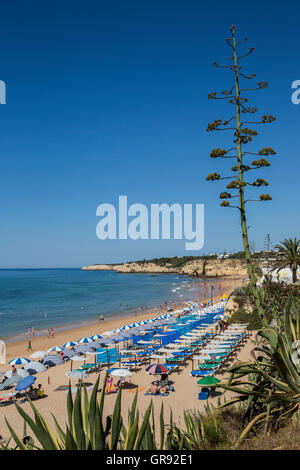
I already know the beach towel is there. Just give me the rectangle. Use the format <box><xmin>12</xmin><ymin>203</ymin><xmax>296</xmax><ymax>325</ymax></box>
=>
<box><xmin>144</xmin><ymin>392</ymin><xmax>169</xmax><ymax>397</ymax></box>
<box><xmin>125</xmin><ymin>386</ymin><xmax>145</xmax><ymax>393</ymax></box>
<box><xmin>54</xmin><ymin>385</ymin><xmax>69</xmax><ymax>391</ymax></box>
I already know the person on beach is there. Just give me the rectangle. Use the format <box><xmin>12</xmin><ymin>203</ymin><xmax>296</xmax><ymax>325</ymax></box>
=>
<box><xmin>37</xmin><ymin>384</ymin><xmax>45</xmax><ymax>398</ymax></box>
<box><xmin>28</xmin><ymin>327</ymin><xmax>31</xmax><ymax>338</ymax></box>
<box><xmin>50</xmin><ymin>328</ymin><xmax>55</xmax><ymax>338</ymax></box>
<box><xmin>27</xmin><ymin>340</ymin><xmax>32</xmax><ymax>352</ymax></box>
<box><xmin>32</xmin><ymin>328</ymin><xmax>35</xmax><ymax>337</ymax></box>
<box><xmin>11</xmin><ymin>365</ymin><xmax>17</xmax><ymax>376</ymax></box>
<box><xmin>98</xmin><ymin>314</ymin><xmax>104</xmax><ymax>323</ymax></box>
<box><xmin>105</xmin><ymin>375</ymin><xmax>117</xmax><ymax>394</ymax></box>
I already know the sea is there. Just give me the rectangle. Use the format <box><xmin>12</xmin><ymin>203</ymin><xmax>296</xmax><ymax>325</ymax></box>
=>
<box><xmin>0</xmin><ymin>268</ymin><xmax>210</xmax><ymax>342</ymax></box>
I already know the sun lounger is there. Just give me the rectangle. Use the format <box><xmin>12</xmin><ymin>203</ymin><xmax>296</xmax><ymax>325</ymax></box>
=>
<box><xmin>189</xmin><ymin>369</ymin><xmax>216</xmax><ymax>377</ymax></box>
<box><xmin>144</xmin><ymin>392</ymin><xmax>169</xmax><ymax>397</ymax></box>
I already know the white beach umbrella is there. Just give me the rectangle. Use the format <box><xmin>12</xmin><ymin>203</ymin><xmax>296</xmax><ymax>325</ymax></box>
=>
<box><xmin>113</xmin><ymin>328</ymin><xmax>122</xmax><ymax>333</ymax></box>
<box><xmin>71</xmin><ymin>356</ymin><xmax>86</xmax><ymax>362</ymax></box>
<box><xmin>29</xmin><ymin>351</ymin><xmax>48</xmax><ymax>359</ymax></box>
<box><xmin>3</xmin><ymin>368</ymin><xmax>30</xmax><ymax>378</ymax></box>
<box><xmin>90</xmin><ymin>335</ymin><xmax>103</xmax><ymax>341</ymax></box>
<box><xmin>110</xmin><ymin>369</ymin><xmax>132</xmax><ymax>378</ymax></box>
<box><xmin>66</xmin><ymin>370</ymin><xmax>88</xmax><ymax>380</ymax></box>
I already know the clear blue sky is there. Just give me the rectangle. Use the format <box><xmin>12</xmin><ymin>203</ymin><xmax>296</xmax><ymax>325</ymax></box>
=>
<box><xmin>0</xmin><ymin>0</ymin><xmax>299</xmax><ymax>268</ymax></box>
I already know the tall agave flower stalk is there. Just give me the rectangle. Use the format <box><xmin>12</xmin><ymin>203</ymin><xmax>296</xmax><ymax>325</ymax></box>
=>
<box><xmin>216</xmin><ymin>300</ymin><xmax>300</xmax><ymax>447</ymax></box>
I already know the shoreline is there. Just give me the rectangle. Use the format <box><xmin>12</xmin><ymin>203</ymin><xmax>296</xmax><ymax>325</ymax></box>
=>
<box><xmin>2</xmin><ymin>275</ymin><xmax>244</xmax><ymax>364</ymax></box>
<box><xmin>1</xmin><ymin>274</ymin><xmax>241</xmax><ymax>345</ymax></box>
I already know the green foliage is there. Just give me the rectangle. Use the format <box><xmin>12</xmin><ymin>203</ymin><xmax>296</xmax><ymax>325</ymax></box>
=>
<box><xmin>166</xmin><ymin>409</ymin><xmax>227</xmax><ymax>450</ymax></box>
<box><xmin>3</xmin><ymin>376</ymin><xmax>165</xmax><ymax>451</ymax></box>
<box><xmin>273</xmin><ymin>238</ymin><xmax>300</xmax><ymax>283</ymax></box>
<box><xmin>228</xmin><ymin>309</ymin><xmax>266</xmax><ymax>330</ymax></box>
<box><xmin>217</xmin><ymin>300</ymin><xmax>300</xmax><ymax>446</ymax></box>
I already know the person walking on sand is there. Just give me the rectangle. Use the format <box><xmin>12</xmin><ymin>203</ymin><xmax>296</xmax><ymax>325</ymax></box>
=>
<box><xmin>32</xmin><ymin>328</ymin><xmax>35</xmax><ymax>337</ymax></box>
<box><xmin>28</xmin><ymin>327</ymin><xmax>31</xmax><ymax>338</ymax></box>
<box><xmin>27</xmin><ymin>340</ymin><xmax>32</xmax><ymax>352</ymax></box>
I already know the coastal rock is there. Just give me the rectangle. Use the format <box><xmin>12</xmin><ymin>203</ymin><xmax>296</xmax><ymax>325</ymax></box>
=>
<box><xmin>82</xmin><ymin>258</ymin><xmax>248</xmax><ymax>278</ymax></box>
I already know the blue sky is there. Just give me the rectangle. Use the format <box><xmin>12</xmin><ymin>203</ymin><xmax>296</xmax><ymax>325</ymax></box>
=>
<box><xmin>0</xmin><ymin>0</ymin><xmax>299</xmax><ymax>268</ymax></box>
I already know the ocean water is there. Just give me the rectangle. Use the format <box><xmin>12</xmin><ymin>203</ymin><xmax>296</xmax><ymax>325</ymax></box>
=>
<box><xmin>0</xmin><ymin>269</ymin><xmax>204</xmax><ymax>341</ymax></box>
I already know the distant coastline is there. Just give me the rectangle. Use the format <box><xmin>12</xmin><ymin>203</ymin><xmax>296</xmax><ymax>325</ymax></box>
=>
<box><xmin>82</xmin><ymin>256</ymin><xmax>248</xmax><ymax>278</ymax></box>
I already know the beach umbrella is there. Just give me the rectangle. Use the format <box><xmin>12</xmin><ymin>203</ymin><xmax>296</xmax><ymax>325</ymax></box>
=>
<box><xmin>48</xmin><ymin>346</ymin><xmax>64</xmax><ymax>353</ymax></box>
<box><xmin>98</xmin><ymin>338</ymin><xmax>116</xmax><ymax>346</ymax></box>
<box><xmin>29</xmin><ymin>351</ymin><xmax>48</xmax><ymax>359</ymax></box>
<box><xmin>71</xmin><ymin>356</ymin><xmax>86</xmax><ymax>361</ymax></box>
<box><xmin>146</xmin><ymin>364</ymin><xmax>168</xmax><ymax>375</ymax></box>
<box><xmin>121</xmin><ymin>325</ymin><xmax>132</xmax><ymax>330</ymax></box>
<box><xmin>197</xmin><ymin>376</ymin><xmax>221</xmax><ymax>386</ymax></box>
<box><xmin>42</xmin><ymin>355</ymin><xmax>64</xmax><ymax>366</ymax></box>
<box><xmin>138</xmin><ymin>321</ymin><xmax>147</xmax><ymax>325</ymax></box>
<box><xmin>66</xmin><ymin>370</ymin><xmax>88</xmax><ymax>380</ymax></box>
<box><xmin>90</xmin><ymin>334</ymin><xmax>103</xmax><ymax>341</ymax></box>
<box><xmin>2</xmin><ymin>368</ymin><xmax>30</xmax><ymax>378</ymax></box>
<box><xmin>62</xmin><ymin>341</ymin><xmax>77</xmax><ymax>348</ymax></box>
<box><xmin>8</xmin><ymin>357</ymin><xmax>31</xmax><ymax>366</ymax></box>
<box><xmin>0</xmin><ymin>375</ymin><xmax>23</xmax><ymax>390</ymax></box>
<box><xmin>130</xmin><ymin>323</ymin><xmax>139</xmax><ymax>328</ymax></box>
<box><xmin>63</xmin><ymin>350</ymin><xmax>77</xmax><ymax>360</ymax></box>
<box><xmin>110</xmin><ymin>369</ymin><xmax>132</xmax><ymax>378</ymax></box>
<box><xmin>15</xmin><ymin>375</ymin><xmax>37</xmax><ymax>392</ymax></box>
<box><xmin>24</xmin><ymin>361</ymin><xmax>47</xmax><ymax>375</ymax></box>
<box><xmin>113</xmin><ymin>328</ymin><xmax>122</xmax><ymax>333</ymax></box>
<box><xmin>74</xmin><ymin>345</ymin><xmax>96</xmax><ymax>354</ymax></box>
<box><xmin>77</xmin><ymin>337</ymin><xmax>93</xmax><ymax>344</ymax></box>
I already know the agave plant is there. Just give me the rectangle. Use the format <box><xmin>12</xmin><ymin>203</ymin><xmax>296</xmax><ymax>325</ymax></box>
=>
<box><xmin>166</xmin><ymin>407</ymin><xmax>226</xmax><ymax>450</ymax></box>
<box><xmin>216</xmin><ymin>299</ymin><xmax>300</xmax><ymax>446</ymax></box>
<box><xmin>3</xmin><ymin>374</ymin><xmax>166</xmax><ymax>450</ymax></box>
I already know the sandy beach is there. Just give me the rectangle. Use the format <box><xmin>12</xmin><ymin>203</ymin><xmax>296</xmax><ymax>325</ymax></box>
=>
<box><xmin>0</xmin><ymin>275</ymin><xmax>244</xmax><ymax>443</ymax></box>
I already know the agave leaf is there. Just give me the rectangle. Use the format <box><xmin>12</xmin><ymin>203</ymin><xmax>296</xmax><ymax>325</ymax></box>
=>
<box><xmin>110</xmin><ymin>387</ymin><xmax>122</xmax><ymax>449</ymax></box>
<box><xmin>5</xmin><ymin>418</ymin><xmax>27</xmax><ymax>450</ymax></box>
<box><xmin>72</xmin><ymin>384</ymin><xmax>86</xmax><ymax>449</ymax></box>
<box><xmin>134</xmin><ymin>401</ymin><xmax>153</xmax><ymax>450</ymax></box>
<box><xmin>159</xmin><ymin>402</ymin><xmax>164</xmax><ymax>450</ymax></box>
<box><xmin>88</xmin><ymin>375</ymin><xmax>100</xmax><ymax>439</ymax></box>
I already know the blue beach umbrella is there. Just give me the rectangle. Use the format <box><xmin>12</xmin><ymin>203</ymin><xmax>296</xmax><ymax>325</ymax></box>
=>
<box><xmin>8</xmin><ymin>357</ymin><xmax>31</xmax><ymax>366</ymax></box>
<box><xmin>78</xmin><ymin>337</ymin><xmax>93</xmax><ymax>344</ymax></box>
<box><xmin>63</xmin><ymin>341</ymin><xmax>77</xmax><ymax>348</ymax></box>
<box><xmin>121</xmin><ymin>325</ymin><xmax>132</xmax><ymax>330</ymax></box>
<box><xmin>15</xmin><ymin>375</ymin><xmax>37</xmax><ymax>392</ymax></box>
<box><xmin>113</xmin><ymin>328</ymin><xmax>122</xmax><ymax>333</ymax></box>
<box><xmin>48</xmin><ymin>346</ymin><xmax>64</xmax><ymax>353</ymax></box>
<box><xmin>130</xmin><ymin>323</ymin><xmax>139</xmax><ymax>328</ymax></box>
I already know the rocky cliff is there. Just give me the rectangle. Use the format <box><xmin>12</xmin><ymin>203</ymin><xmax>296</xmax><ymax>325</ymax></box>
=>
<box><xmin>82</xmin><ymin>258</ymin><xmax>248</xmax><ymax>278</ymax></box>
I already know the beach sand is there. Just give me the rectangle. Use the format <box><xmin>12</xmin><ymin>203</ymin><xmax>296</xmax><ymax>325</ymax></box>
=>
<box><xmin>0</xmin><ymin>275</ymin><xmax>244</xmax><ymax>444</ymax></box>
